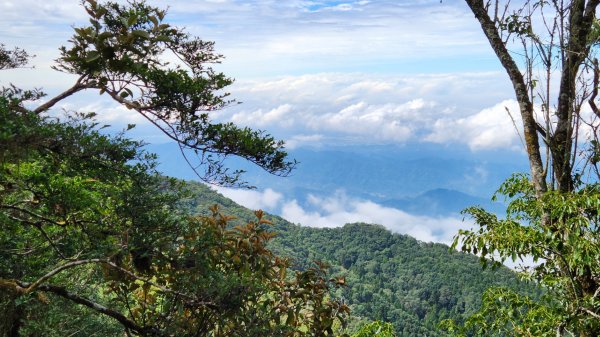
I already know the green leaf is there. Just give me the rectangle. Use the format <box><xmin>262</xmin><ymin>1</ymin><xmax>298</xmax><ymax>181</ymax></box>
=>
<box><xmin>127</xmin><ymin>15</ymin><xmax>137</xmax><ymax>27</ymax></box>
<box><xmin>98</xmin><ymin>31</ymin><xmax>113</xmax><ymax>40</ymax></box>
<box><xmin>132</xmin><ymin>30</ymin><xmax>150</xmax><ymax>39</ymax></box>
<box><xmin>155</xmin><ymin>35</ymin><xmax>171</xmax><ymax>43</ymax></box>
<box><xmin>85</xmin><ymin>51</ymin><xmax>101</xmax><ymax>62</ymax></box>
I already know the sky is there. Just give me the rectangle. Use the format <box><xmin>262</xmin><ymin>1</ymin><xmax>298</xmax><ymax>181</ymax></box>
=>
<box><xmin>1</xmin><ymin>0</ymin><xmax>532</xmax><ymax>249</ymax></box>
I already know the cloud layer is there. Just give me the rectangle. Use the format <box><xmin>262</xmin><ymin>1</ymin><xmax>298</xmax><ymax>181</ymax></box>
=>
<box><xmin>2</xmin><ymin>0</ymin><xmax>498</xmax><ymax>82</ymax></box>
<box><xmin>217</xmin><ymin>72</ymin><xmax>522</xmax><ymax>150</ymax></box>
<box><xmin>216</xmin><ymin>187</ymin><xmax>467</xmax><ymax>244</ymax></box>
<box><xmin>22</xmin><ymin>71</ymin><xmax>524</xmax><ymax>151</ymax></box>
<box><xmin>1</xmin><ymin>1</ymin><xmax>525</xmax><ymax>152</ymax></box>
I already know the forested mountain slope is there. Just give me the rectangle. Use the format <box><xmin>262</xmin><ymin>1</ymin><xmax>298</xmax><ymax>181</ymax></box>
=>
<box><xmin>179</xmin><ymin>180</ymin><xmax>539</xmax><ymax>336</ymax></box>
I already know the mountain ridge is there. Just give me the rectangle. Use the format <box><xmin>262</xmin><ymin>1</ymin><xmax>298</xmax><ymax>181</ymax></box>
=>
<box><xmin>178</xmin><ymin>179</ymin><xmax>540</xmax><ymax>336</ymax></box>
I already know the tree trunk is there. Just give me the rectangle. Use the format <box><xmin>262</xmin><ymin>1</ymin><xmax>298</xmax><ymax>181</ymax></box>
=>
<box><xmin>465</xmin><ymin>0</ymin><xmax>547</xmax><ymax>196</ymax></box>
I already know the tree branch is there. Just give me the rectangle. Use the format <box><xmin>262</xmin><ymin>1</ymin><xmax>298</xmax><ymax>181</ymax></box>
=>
<box><xmin>578</xmin><ymin>306</ymin><xmax>600</xmax><ymax>319</ymax></box>
<box><xmin>22</xmin><ymin>258</ymin><xmax>217</xmax><ymax>309</ymax></box>
<box><xmin>583</xmin><ymin>0</ymin><xmax>600</xmax><ymax>23</ymax></box>
<box><xmin>33</xmin><ymin>76</ymin><xmax>92</xmax><ymax>114</ymax></box>
<box><xmin>25</xmin><ymin>259</ymin><xmax>104</xmax><ymax>293</ymax></box>
<box><xmin>23</xmin><ymin>282</ymin><xmax>161</xmax><ymax>336</ymax></box>
<box><xmin>0</xmin><ymin>204</ymin><xmax>66</xmax><ymax>227</ymax></box>
<box><xmin>535</xmin><ymin>122</ymin><xmax>547</xmax><ymax>140</ymax></box>
<box><xmin>465</xmin><ymin>0</ymin><xmax>547</xmax><ymax>196</ymax></box>
<box><xmin>589</xmin><ymin>58</ymin><xmax>600</xmax><ymax>119</ymax></box>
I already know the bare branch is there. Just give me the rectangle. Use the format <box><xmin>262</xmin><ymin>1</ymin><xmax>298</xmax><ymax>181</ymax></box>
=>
<box><xmin>33</xmin><ymin>76</ymin><xmax>92</xmax><ymax>114</ymax></box>
<box><xmin>535</xmin><ymin>122</ymin><xmax>548</xmax><ymax>139</ymax></box>
<box><xmin>578</xmin><ymin>307</ymin><xmax>600</xmax><ymax>319</ymax></box>
<box><xmin>505</xmin><ymin>106</ymin><xmax>527</xmax><ymax>148</ymax></box>
<box><xmin>466</xmin><ymin>0</ymin><xmax>548</xmax><ymax>195</ymax></box>
<box><xmin>589</xmin><ymin>58</ymin><xmax>600</xmax><ymax>119</ymax></box>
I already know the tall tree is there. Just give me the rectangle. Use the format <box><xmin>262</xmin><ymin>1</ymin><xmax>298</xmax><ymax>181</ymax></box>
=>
<box><xmin>444</xmin><ymin>1</ymin><xmax>600</xmax><ymax>336</ymax></box>
<box><xmin>465</xmin><ymin>0</ymin><xmax>600</xmax><ymax>195</ymax></box>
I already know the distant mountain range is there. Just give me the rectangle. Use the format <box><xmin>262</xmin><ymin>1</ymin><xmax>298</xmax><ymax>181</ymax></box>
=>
<box><xmin>380</xmin><ymin>188</ymin><xmax>506</xmax><ymax>216</ymax></box>
<box><xmin>150</xmin><ymin>142</ymin><xmax>524</xmax><ymax>217</ymax></box>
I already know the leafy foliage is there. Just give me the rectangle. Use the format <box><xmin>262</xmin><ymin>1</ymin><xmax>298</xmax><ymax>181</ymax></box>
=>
<box><xmin>0</xmin><ymin>44</ymin><xmax>30</xmax><ymax>70</ymax></box>
<box><xmin>443</xmin><ymin>175</ymin><xmax>600</xmax><ymax>336</ymax></box>
<box><xmin>351</xmin><ymin>321</ymin><xmax>396</xmax><ymax>337</ymax></box>
<box><xmin>0</xmin><ymin>82</ymin><xmax>349</xmax><ymax>337</ymax></box>
<box><xmin>457</xmin><ymin>1</ymin><xmax>600</xmax><ymax>335</ymax></box>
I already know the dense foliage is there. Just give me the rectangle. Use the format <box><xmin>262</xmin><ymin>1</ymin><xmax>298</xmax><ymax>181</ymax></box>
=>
<box><xmin>442</xmin><ymin>175</ymin><xmax>600</xmax><ymax>336</ymax></box>
<box><xmin>0</xmin><ymin>106</ymin><xmax>349</xmax><ymax>336</ymax></box>
<box><xmin>180</xmin><ymin>181</ymin><xmax>539</xmax><ymax>337</ymax></box>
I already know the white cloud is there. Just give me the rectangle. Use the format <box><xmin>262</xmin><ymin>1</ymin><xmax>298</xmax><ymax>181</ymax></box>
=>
<box><xmin>81</xmin><ymin>102</ymin><xmax>146</xmax><ymax>124</ymax></box>
<box><xmin>214</xmin><ymin>187</ymin><xmax>284</xmax><ymax>212</ymax></box>
<box><xmin>1</xmin><ymin>1</ymin><xmax>519</xmax><ymax>151</ymax></box>
<box><xmin>306</xmin><ymin>100</ymin><xmax>422</xmax><ymax>142</ymax></box>
<box><xmin>285</xmin><ymin>134</ymin><xmax>325</xmax><ymax>149</ymax></box>
<box><xmin>231</xmin><ymin>104</ymin><xmax>293</xmax><ymax>127</ymax></box>
<box><xmin>216</xmin><ymin>73</ymin><xmax>515</xmax><ymax>148</ymax></box>
<box><xmin>425</xmin><ymin>99</ymin><xmax>524</xmax><ymax>151</ymax></box>
<box><xmin>281</xmin><ymin>191</ymin><xmax>466</xmax><ymax>244</ymax></box>
<box><xmin>348</xmin><ymin>80</ymin><xmax>395</xmax><ymax>93</ymax></box>
<box><xmin>215</xmin><ymin>186</ymin><xmax>468</xmax><ymax>244</ymax></box>
<box><xmin>215</xmin><ymin>186</ymin><xmax>539</xmax><ymax>269</ymax></box>
<box><xmin>1</xmin><ymin>0</ymin><xmax>498</xmax><ymax>79</ymax></box>
<box><xmin>9</xmin><ymin>66</ymin><xmax>520</xmax><ymax>151</ymax></box>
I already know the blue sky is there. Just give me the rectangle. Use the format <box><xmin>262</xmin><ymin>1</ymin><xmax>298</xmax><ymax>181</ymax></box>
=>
<box><xmin>1</xmin><ymin>0</ymin><xmax>531</xmax><ymax>245</ymax></box>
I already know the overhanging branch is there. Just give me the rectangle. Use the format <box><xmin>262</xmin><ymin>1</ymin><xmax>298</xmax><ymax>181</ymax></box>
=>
<box><xmin>33</xmin><ymin>75</ymin><xmax>92</xmax><ymax>114</ymax></box>
<box><xmin>27</xmin><ymin>282</ymin><xmax>161</xmax><ymax>336</ymax></box>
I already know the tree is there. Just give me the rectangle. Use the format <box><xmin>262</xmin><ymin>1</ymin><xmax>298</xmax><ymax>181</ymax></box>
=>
<box><xmin>442</xmin><ymin>1</ymin><xmax>600</xmax><ymax>336</ymax></box>
<box><xmin>43</xmin><ymin>0</ymin><xmax>295</xmax><ymax>187</ymax></box>
<box><xmin>351</xmin><ymin>321</ymin><xmax>397</xmax><ymax>337</ymax></box>
<box><xmin>0</xmin><ymin>1</ymin><xmax>349</xmax><ymax>335</ymax></box>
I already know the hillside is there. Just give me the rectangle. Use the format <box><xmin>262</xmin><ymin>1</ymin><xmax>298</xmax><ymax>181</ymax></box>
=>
<box><xmin>178</xmin><ymin>180</ymin><xmax>539</xmax><ymax>336</ymax></box>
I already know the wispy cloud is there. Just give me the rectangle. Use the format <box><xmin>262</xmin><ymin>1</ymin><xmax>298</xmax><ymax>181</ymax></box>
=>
<box><xmin>2</xmin><ymin>0</ymin><xmax>498</xmax><ymax>78</ymax></box>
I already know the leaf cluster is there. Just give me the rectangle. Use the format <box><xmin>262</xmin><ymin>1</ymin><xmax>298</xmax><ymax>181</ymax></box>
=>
<box><xmin>447</xmin><ymin>174</ymin><xmax>600</xmax><ymax>336</ymax></box>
